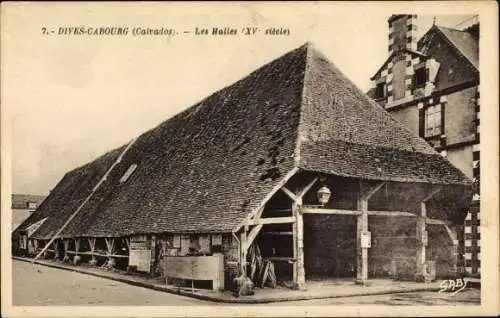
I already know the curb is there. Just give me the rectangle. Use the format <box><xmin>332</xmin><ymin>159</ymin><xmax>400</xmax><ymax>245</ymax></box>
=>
<box><xmin>14</xmin><ymin>257</ymin><xmax>444</xmax><ymax>304</ymax></box>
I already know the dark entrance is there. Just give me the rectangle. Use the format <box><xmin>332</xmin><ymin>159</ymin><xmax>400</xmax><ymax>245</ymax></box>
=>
<box><xmin>56</xmin><ymin>240</ymin><xmax>65</xmax><ymax>260</ymax></box>
<box><xmin>304</xmin><ymin>214</ymin><xmax>357</xmax><ymax>279</ymax></box>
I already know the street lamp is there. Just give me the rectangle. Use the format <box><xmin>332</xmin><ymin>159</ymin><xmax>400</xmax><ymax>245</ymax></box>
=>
<box><xmin>317</xmin><ymin>186</ymin><xmax>332</xmax><ymax>206</ymax></box>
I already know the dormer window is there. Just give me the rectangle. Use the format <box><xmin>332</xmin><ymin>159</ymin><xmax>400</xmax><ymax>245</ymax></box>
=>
<box><xmin>119</xmin><ymin>164</ymin><xmax>138</xmax><ymax>183</ymax></box>
<box><xmin>375</xmin><ymin>82</ymin><xmax>386</xmax><ymax>99</ymax></box>
<box><xmin>413</xmin><ymin>67</ymin><xmax>427</xmax><ymax>88</ymax></box>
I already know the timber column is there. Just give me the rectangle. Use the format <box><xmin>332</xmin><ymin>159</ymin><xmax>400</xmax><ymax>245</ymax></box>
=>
<box><xmin>356</xmin><ymin>182</ymin><xmax>384</xmax><ymax>285</ymax></box>
<box><xmin>416</xmin><ymin>201</ymin><xmax>428</xmax><ymax>277</ymax></box>
<box><xmin>416</xmin><ymin>188</ymin><xmax>440</xmax><ymax>280</ymax></box>
<box><xmin>293</xmin><ymin>198</ymin><xmax>306</xmax><ymax>290</ymax></box>
<box><xmin>356</xmin><ymin>198</ymin><xmax>369</xmax><ymax>283</ymax></box>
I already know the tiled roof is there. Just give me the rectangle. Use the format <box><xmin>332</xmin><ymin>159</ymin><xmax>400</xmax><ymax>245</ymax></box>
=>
<box><xmin>16</xmin><ymin>43</ymin><xmax>472</xmax><ymax>239</ymax></box>
<box><xmin>301</xmin><ymin>140</ymin><xmax>469</xmax><ymax>185</ymax></box>
<box><xmin>11</xmin><ymin>194</ymin><xmax>46</xmax><ymax>209</ymax></box>
<box><xmin>436</xmin><ymin>26</ymin><xmax>478</xmax><ymax>70</ymax></box>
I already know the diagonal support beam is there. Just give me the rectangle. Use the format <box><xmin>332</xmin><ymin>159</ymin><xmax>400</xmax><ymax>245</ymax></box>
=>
<box><xmin>281</xmin><ymin>186</ymin><xmax>297</xmax><ymax>202</ymax></box>
<box><xmin>298</xmin><ymin>178</ymin><xmax>319</xmax><ymax>200</ymax></box>
<box><xmin>243</xmin><ymin>225</ymin><xmax>263</xmax><ymax>251</ymax></box>
<box><xmin>360</xmin><ymin>182</ymin><xmax>386</xmax><ymax>201</ymax></box>
<box><xmin>423</xmin><ymin>187</ymin><xmax>441</xmax><ymax>202</ymax></box>
<box><xmin>443</xmin><ymin>224</ymin><xmax>458</xmax><ymax>244</ymax></box>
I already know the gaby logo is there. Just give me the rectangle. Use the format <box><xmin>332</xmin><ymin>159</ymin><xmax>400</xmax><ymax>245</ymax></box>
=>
<box><xmin>438</xmin><ymin>278</ymin><xmax>469</xmax><ymax>296</ymax></box>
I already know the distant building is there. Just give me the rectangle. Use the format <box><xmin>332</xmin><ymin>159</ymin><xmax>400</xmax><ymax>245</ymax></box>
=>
<box><xmin>367</xmin><ymin>15</ymin><xmax>480</xmax><ymax>275</ymax></box>
<box><xmin>12</xmin><ymin>194</ymin><xmax>46</xmax><ymax>231</ymax></box>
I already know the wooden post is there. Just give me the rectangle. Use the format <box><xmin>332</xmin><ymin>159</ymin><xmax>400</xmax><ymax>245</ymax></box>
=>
<box><xmin>240</xmin><ymin>230</ymin><xmax>247</xmax><ymax>275</ymax></box>
<box><xmin>356</xmin><ymin>182</ymin><xmax>384</xmax><ymax>284</ymax></box>
<box><xmin>416</xmin><ymin>201</ymin><xmax>427</xmax><ymax>276</ymax></box>
<box><xmin>88</xmin><ymin>237</ymin><xmax>97</xmax><ymax>264</ymax></box>
<box><xmin>292</xmin><ymin>204</ymin><xmax>298</xmax><ymax>285</ymax></box>
<box><xmin>417</xmin><ymin>188</ymin><xmax>440</xmax><ymax>277</ymax></box>
<box><xmin>444</xmin><ymin>224</ymin><xmax>459</xmax><ymax>277</ymax></box>
<box><xmin>293</xmin><ymin>198</ymin><xmax>306</xmax><ymax>290</ymax></box>
<box><xmin>104</xmin><ymin>237</ymin><xmax>115</xmax><ymax>255</ymax></box>
<box><xmin>63</xmin><ymin>239</ymin><xmax>70</xmax><ymax>258</ymax></box>
<box><xmin>356</xmin><ymin>198</ymin><xmax>369</xmax><ymax>283</ymax></box>
<box><xmin>53</xmin><ymin>240</ymin><xmax>59</xmax><ymax>259</ymax></box>
<box><xmin>75</xmin><ymin>238</ymin><xmax>81</xmax><ymax>256</ymax></box>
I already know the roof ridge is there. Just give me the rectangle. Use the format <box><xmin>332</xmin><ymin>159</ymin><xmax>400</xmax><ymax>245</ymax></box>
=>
<box><xmin>437</xmin><ymin>25</ymin><xmax>469</xmax><ymax>33</ymax></box>
<box><xmin>294</xmin><ymin>42</ymin><xmax>315</xmax><ymax>166</ymax></box>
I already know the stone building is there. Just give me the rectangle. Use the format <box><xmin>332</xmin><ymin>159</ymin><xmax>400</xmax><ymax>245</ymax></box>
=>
<box><xmin>368</xmin><ymin>15</ymin><xmax>480</xmax><ymax>274</ymax></box>
<box><xmin>14</xmin><ymin>43</ymin><xmax>472</xmax><ymax>291</ymax></box>
<box><xmin>367</xmin><ymin>15</ymin><xmax>480</xmax><ymax>275</ymax></box>
<box><xmin>11</xmin><ymin>194</ymin><xmax>46</xmax><ymax>231</ymax></box>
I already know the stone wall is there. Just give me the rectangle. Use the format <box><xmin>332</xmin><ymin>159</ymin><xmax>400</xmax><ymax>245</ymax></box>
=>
<box><xmin>368</xmin><ymin>215</ymin><xmax>418</xmax><ymax>280</ymax></box>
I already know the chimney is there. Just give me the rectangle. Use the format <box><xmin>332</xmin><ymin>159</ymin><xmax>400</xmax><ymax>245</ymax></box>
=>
<box><xmin>388</xmin><ymin>15</ymin><xmax>418</xmax><ymax>54</ymax></box>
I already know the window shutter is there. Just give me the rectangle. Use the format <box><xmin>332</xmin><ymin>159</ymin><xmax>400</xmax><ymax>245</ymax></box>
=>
<box><xmin>419</xmin><ymin>108</ymin><xmax>425</xmax><ymax>137</ymax></box>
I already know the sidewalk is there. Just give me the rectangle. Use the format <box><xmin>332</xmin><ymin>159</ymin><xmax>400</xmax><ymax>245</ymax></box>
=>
<box><xmin>13</xmin><ymin>256</ymin><xmax>455</xmax><ymax>304</ymax></box>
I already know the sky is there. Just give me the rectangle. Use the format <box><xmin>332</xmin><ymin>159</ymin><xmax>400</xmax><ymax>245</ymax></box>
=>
<box><xmin>2</xmin><ymin>3</ymin><xmax>479</xmax><ymax>195</ymax></box>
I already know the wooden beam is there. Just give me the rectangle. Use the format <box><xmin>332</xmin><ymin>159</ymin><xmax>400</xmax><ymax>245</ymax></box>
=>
<box><xmin>237</xmin><ymin>167</ymin><xmax>299</xmax><ymax>232</ymax></box>
<box><xmin>88</xmin><ymin>237</ymin><xmax>96</xmax><ymax>252</ymax></box>
<box><xmin>443</xmin><ymin>224</ymin><xmax>458</xmax><ymax>243</ymax></box>
<box><xmin>360</xmin><ymin>182</ymin><xmax>386</xmax><ymax>201</ymax></box>
<box><xmin>281</xmin><ymin>186</ymin><xmax>297</xmax><ymax>202</ymax></box>
<box><xmin>261</xmin><ymin>231</ymin><xmax>293</xmax><ymax>235</ymax></box>
<box><xmin>266</xmin><ymin>208</ymin><xmax>292</xmax><ymax>213</ymax></box>
<box><xmin>298</xmin><ymin>177</ymin><xmax>319</xmax><ymax>200</ymax></box>
<box><xmin>253</xmin><ymin>206</ymin><xmax>265</xmax><ymax>221</ymax></box>
<box><xmin>425</xmin><ymin>218</ymin><xmax>451</xmax><ymax>225</ymax></box>
<box><xmin>63</xmin><ymin>239</ymin><xmax>70</xmax><ymax>256</ymax></box>
<box><xmin>250</xmin><ymin>216</ymin><xmax>296</xmax><ymax>225</ymax></box>
<box><xmin>444</xmin><ymin>224</ymin><xmax>459</xmax><ymax>276</ymax></box>
<box><xmin>369</xmin><ymin>210</ymin><xmax>416</xmax><ymax>217</ymax></box>
<box><xmin>239</xmin><ymin>230</ymin><xmax>247</xmax><ymax>275</ymax></box>
<box><xmin>292</xmin><ymin>201</ymin><xmax>306</xmax><ymax>290</ymax></box>
<box><xmin>416</xmin><ymin>186</ymin><xmax>441</xmax><ymax>275</ymax></box>
<box><xmin>302</xmin><ymin>208</ymin><xmax>416</xmax><ymax>217</ymax></box>
<box><xmin>356</xmin><ymin>197</ymin><xmax>369</xmax><ymax>283</ymax></box>
<box><xmin>302</xmin><ymin>208</ymin><xmax>362</xmax><ymax>216</ymax></box>
<box><xmin>75</xmin><ymin>238</ymin><xmax>80</xmax><ymax>255</ymax></box>
<box><xmin>416</xmin><ymin>201</ymin><xmax>427</xmax><ymax>274</ymax></box>
<box><xmin>243</xmin><ymin>224</ymin><xmax>263</xmax><ymax>251</ymax></box>
<box><xmin>423</xmin><ymin>187</ymin><xmax>441</xmax><ymax>202</ymax></box>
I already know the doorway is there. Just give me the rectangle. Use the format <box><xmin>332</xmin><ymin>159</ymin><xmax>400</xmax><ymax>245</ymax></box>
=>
<box><xmin>303</xmin><ymin>214</ymin><xmax>357</xmax><ymax>279</ymax></box>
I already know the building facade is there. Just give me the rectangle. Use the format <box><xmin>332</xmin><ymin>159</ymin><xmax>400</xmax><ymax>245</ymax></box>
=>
<box><xmin>14</xmin><ymin>44</ymin><xmax>473</xmax><ymax>291</ymax></box>
<box><xmin>367</xmin><ymin>15</ymin><xmax>480</xmax><ymax>275</ymax></box>
<box><xmin>11</xmin><ymin>194</ymin><xmax>46</xmax><ymax>231</ymax></box>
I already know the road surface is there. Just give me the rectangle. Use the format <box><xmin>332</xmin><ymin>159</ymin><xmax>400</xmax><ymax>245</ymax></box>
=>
<box><xmin>12</xmin><ymin>260</ymin><xmax>210</xmax><ymax>306</ymax></box>
<box><xmin>12</xmin><ymin>260</ymin><xmax>480</xmax><ymax>306</ymax></box>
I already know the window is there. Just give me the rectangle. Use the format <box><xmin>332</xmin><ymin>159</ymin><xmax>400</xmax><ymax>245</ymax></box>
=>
<box><xmin>375</xmin><ymin>82</ymin><xmax>385</xmax><ymax>99</ymax></box>
<box><xmin>424</xmin><ymin>104</ymin><xmax>442</xmax><ymax>137</ymax></box>
<box><xmin>413</xmin><ymin>67</ymin><xmax>427</xmax><ymax>87</ymax></box>
<box><xmin>27</xmin><ymin>202</ymin><xmax>37</xmax><ymax>209</ymax></box>
<box><xmin>119</xmin><ymin>164</ymin><xmax>138</xmax><ymax>183</ymax></box>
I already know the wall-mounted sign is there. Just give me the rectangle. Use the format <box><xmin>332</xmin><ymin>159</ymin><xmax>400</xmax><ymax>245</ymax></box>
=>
<box><xmin>361</xmin><ymin>231</ymin><xmax>371</xmax><ymax>248</ymax></box>
<box><xmin>421</xmin><ymin>230</ymin><xmax>428</xmax><ymax>246</ymax></box>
